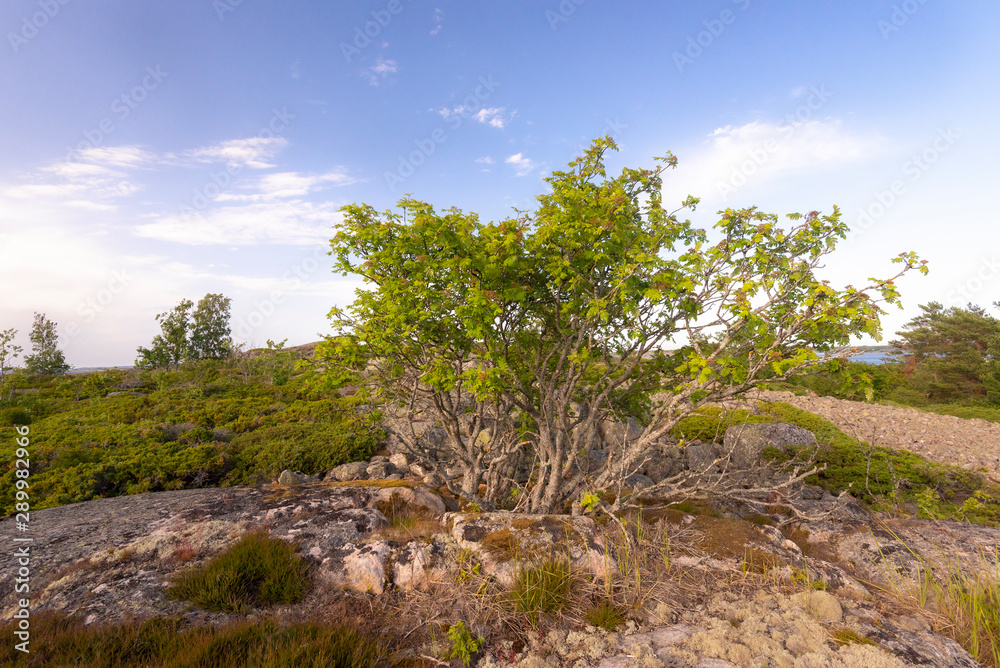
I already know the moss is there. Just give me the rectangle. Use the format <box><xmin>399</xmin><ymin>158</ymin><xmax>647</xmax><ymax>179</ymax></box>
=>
<box><xmin>831</xmin><ymin>627</ymin><xmax>876</xmax><ymax>647</ymax></box>
<box><xmin>480</xmin><ymin>528</ymin><xmax>521</xmax><ymax>561</ymax></box>
<box><xmin>741</xmin><ymin>546</ymin><xmax>786</xmax><ymax>575</ymax></box>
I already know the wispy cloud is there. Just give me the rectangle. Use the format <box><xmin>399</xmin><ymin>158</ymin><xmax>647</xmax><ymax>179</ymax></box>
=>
<box><xmin>662</xmin><ymin>118</ymin><xmax>886</xmax><ymax>205</ymax></box>
<box><xmin>2</xmin><ymin>147</ymin><xmax>150</xmax><ymax>206</ymax></box>
<box><xmin>430</xmin><ymin>7</ymin><xmax>443</xmax><ymax>35</ymax></box>
<box><xmin>505</xmin><ymin>152</ymin><xmax>539</xmax><ymax>176</ymax></box>
<box><xmin>438</xmin><ymin>105</ymin><xmax>511</xmax><ymax>129</ymax></box>
<box><xmin>134</xmin><ymin>200</ymin><xmax>343</xmax><ymax>246</ymax></box>
<box><xmin>475</xmin><ymin>156</ymin><xmax>494</xmax><ymax>165</ymax></box>
<box><xmin>180</xmin><ymin>137</ymin><xmax>288</xmax><ymax>169</ymax></box>
<box><xmin>364</xmin><ymin>57</ymin><xmax>397</xmax><ymax>86</ymax></box>
<box><xmin>217</xmin><ymin>170</ymin><xmax>359</xmax><ymax>202</ymax></box>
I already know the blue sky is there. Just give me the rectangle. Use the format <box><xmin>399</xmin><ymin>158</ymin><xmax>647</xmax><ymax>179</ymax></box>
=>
<box><xmin>1</xmin><ymin>1</ymin><xmax>998</xmax><ymax>366</ymax></box>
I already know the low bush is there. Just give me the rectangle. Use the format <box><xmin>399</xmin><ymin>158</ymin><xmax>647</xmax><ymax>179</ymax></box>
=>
<box><xmin>0</xmin><ymin>361</ymin><xmax>380</xmax><ymax>514</ymax></box>
<box><xmin>0</xmin><ymin>613</ymin><xmax>395</xmax><ymax>668</ymax></box>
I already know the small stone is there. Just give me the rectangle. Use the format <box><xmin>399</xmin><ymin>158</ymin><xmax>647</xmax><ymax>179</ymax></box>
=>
<box><xmin>388</xmin><ymin>453</ymin><xmax>409</xmax><ymax>469</ymax></box>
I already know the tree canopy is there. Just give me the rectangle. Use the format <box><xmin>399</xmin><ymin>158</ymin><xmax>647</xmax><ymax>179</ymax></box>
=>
<box><xmin>24</xmin><ymin>313</ymin><xmax>70</xmax><ymax>375</ymax></box>
<box><xmin>891</xmin><ymin>301</ymin><xmax>1000</xmax><ymax>405</ymax></box>
<box><xmin>136</xmin><ymin>293</ymin><xmax>232</xmax><ymax>369</ymax></box>
<box><xmin>319</xmin><ymin>136</ymin><xmax>927</xmax><ymax>514</ymax></box>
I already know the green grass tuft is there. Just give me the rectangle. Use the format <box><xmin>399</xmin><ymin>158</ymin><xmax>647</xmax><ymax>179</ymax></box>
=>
<box><xmin>509</xmin><ymin>557</ymin><xmax>574</xmax><ymax>623</ymax></box>
<box><xmin>168</xmin><ymin>530</ymin><xmax>310</xmax><ymax>612</ymax></box>
<box><xmin>585</xmin><ymin>601</ymin><xmax>626</xmax><ymax>631</ymax></box>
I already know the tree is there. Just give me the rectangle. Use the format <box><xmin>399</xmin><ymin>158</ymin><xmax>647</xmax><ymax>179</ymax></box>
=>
<box><xmin>190</xmin><ymin>293</ymin><xmax>233</xmax><ymax>360</ymax></box>
<box><xmin>23</xmin><ymin>313</ymin><xmax>70</xmax><ymax>375</ymax></box>
<box><xmin>891</xmin><ymin>301</ymin><xmax>1000</xmax><ymax>405</ymax></box>
<box><xmin>137</xmin><ymin>294</ymin><xmax>235</xmax><ymax>369</ymax></box>
<box><xmin>136</xmin><ymin>298</ymin><xmax>193</xmax><ymax>369</ymax></box>
<box><xmin>0</xmin><ymin>328</ymin><xmax>23</xmax><ymax>393</ymax></box>
<box><xmin>321</xmin><ymin>137</ymin><xmax>927</xmax><ymax>514</ymax></box>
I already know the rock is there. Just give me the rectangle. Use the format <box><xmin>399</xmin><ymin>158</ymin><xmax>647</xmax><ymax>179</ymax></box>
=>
<box><xmin>600</xmin><ymin>416</ymin><xmax>644</xmax><ymax>447</ymax></box>
<box><xmin>388</xmin><ymin>453</ymin><xmax>409</xmax><ymax>470</ymax></box>
<box><xmin>369</xmin><ymin>486</ymin><xmax>447</xmax><ymax>517</ymax></box>
<box><xmin>723</xmin><ymin>423</ymin><xmax>817</xmax><ymax>469</ymax></box>
<box><xmin>587</xmin><ymin>449</ymin><xmax>610</xmax><ymax>470</ymax></box>
<box><xmin>791</xmin><ymin>590</ymin><xmax>843</xmax><ymax>623</ymax></box>
<box><xmin>445</xmin><ymin>511</ymin><xmax>614</xmax><ymax>586</ymax></box>
<box><xmin>392</xmin><ymin>540</ymin><xmax>453</xmax><ymax>590</ymax></box>
<box><xmin>474</xmin><ymin>428</ymin><xmax>492</xmax><ymax>447</ymax></box>
<box><xmin>422</xmin><ymin>474</ymin><xmax>444</xmax><ymax>487</ymax></box>
<box><xmin>366</xmin><ymin>461</ymin><xmax>396</xmax><ymax>479</ymax></box>
<box><xmin>331</xmin><ymin>461</ymin><xmax>369</xmax><ymax>481</ymax></box>
<box><xmin>623</xmin><ymin>473</ymin><xmax>654</xmax><ymax>490</ymax></box>
<box><xmin>106</xmin><ymin>391</ymin><xmax>144</xmax><ymax>397</ymax></box>
<box><xmin>323</xmin><ymin>541</ymin><xmax>395</xmax><ymax>594</ymax></box>
<box><xmin>277</xmin><ymin>470</ymin><xmax>312</xmax><ymax>485</ymax></box>
<box><xmin>685</xmin><ymin>442</ymin><xmax>719</xmax><ymax>472</ymax></box>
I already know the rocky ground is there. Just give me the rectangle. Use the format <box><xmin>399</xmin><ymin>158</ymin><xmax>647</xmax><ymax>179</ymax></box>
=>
<box><xmin>735</xmin><ymin>390</ymin><xmax>1000</xmax><ymax>477</ymax></box>
<box><xmin>2</xmin><ymin>394</ymin><xmax>998</xmax><ymax>667</ymax></box>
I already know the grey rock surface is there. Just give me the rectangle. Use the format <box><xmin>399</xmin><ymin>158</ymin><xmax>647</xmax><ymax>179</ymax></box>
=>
<box><xmin>723</xmin><ymin>422</ymin><xmax>817</xmax><ymax>468</ymax></box>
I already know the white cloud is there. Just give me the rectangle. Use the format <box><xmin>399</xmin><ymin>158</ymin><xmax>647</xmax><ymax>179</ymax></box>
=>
<box><xmin>364</xmin><ymin>58</ymin><xmax>397</xmax><ymax>86</ymax></box>
<box><xmin>183</xmin><ymin>136</ymin><xmax>288</xmax><ymax>169</ymax></box>
<box><xmin>438</xmin><ymin>106</ymin><xmax>510</xmax><ymax>129</ymax></box>
<box><xmin>473</xmin><ymin>107</ymin><xmax>507</xmax><ymax>128</ymax></box>
<box><xmin>134</xmin><ymin>200</ymin><xmax>344</xmax><ymax>245</ymax></box>
<box><xmin>662</xmin><ymin>118</ymin><xmax>886</xmax><ymax>206</ymax></box>
<box><xmin>430</xmin><ymin>7</ymin><xmax>443</xmax><ymax>34</ymax></box>
<box><xmin>2</xmin><ymin>146</ymin><xmax>149</xmax><ymax>206</ymax></box>
<box><xmin>217</xmin><ymin>170</ymin><xmax>360</xmax><ymax>202</ymax></box>
<box><xmin>74</xmin><ymin>146</ymin><xmax>156</xmax><ymax>167</ymax></box>
<box><xmin>476</xmin><ymin>156</ymin><xmax>494</xmax><ymax>165</ymax></box>
<box><xmin>505</xmin><ymin>153</ymin><xmax>539</xmax><ymax>176</ymax></box>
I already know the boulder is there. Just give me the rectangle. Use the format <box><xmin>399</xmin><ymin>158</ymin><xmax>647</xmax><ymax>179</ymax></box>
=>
<box><xmin>330</xmin><ymin>461</ymin><xmax>369</xmax><ymax>481</ymax></box>
<box><xmin>369</xmin><ymin>486</ymin><xmax>447</xmax><ymax>517</ymax></box>
<box><xmin>388</xmin><ymin>453</ymin><xmax>409</xmax><ymax>470</ymax></box>
<box><xmin>723</xmin><ymin>423</ymin><xmax>816</xmax><ymax>469</ymax></box>
<box><xmin>320</xmin><ymin>541</ymin><xmax>395</xmax><ymax>594</ymax></box>
<box><xmin>624</xmin><ymin>473</ymin><xmax>654</xmax><ymax>490</ymax></box>
<box><xmin>277</xmin><ymin>470</ymin><xmax>313</xmax><ymax>486</ymax></box>
<box><xmin>392</xmin><ymin>540</ymin><xmax>453</xmax><ymax>591</ymax></box>
<box><xmin>366</xmin><ymin>461</ymin><xmax>396</xmax><ymax>479</ymax></box>
<box><xmin>685</xmin><ymin>442</ymin><xmax>719</xmax><ymax>472</ymax></box>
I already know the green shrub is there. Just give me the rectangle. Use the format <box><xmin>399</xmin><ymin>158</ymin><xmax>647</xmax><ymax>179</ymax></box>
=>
<box><xmin>0</xmin><ymin>406</ymin><xmax>31</xmax><ymax>426</ymax></box>
<box><xmin>224</xmin><ymin>421</ymin><xmax>379</xmax><ymax>484</ymax></box>
<box><xmin>168</xmin><ymin>531</ymin><xmax>310</xmax><ymax>612</ymax></box>
<box><xmin>445</xmin><ymin>620</ymin><xmax>484</xmax><ymax>666</ymax></box>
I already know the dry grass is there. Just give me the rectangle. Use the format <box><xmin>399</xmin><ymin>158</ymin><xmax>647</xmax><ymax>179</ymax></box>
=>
<box><xmin>870</xmin><ymin>526</ymin><xmax>1000</xmax><ymax>667</ymax></box>
<box><xmin>373</xmin><ymin>492</ymin><xmax>442</xmax><ymax>542</ymax></box>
